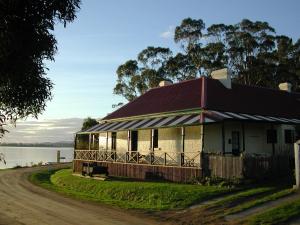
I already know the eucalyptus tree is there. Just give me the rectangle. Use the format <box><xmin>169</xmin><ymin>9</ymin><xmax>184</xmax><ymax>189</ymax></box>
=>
<box><xmin>114</xmin><ymin>47</ymin><xmax>172</xmax><ymax>101</ymax></box>
<box><xmin>81</xmin><ymin>117</ymin><xmax>98</xmax><ymax>131</ymax></box>
<box><xmin>114</xmin><ymin>18</ymin><xmax>300</xmax><ymax>101</ymax></box>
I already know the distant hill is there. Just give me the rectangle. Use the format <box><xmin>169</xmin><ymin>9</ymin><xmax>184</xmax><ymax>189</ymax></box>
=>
<box><xmin>0</xmin><ymin>141</ymin><xmax>74</xmax><ymax>148</ymax></box>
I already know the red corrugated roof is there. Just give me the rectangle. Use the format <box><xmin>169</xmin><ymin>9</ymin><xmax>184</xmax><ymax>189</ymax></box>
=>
<box><xmin>103</xmin><ymin>77</ymin><xmax>300</xmax><ymax>120</ymax></box>
<box><xmin>104</xmin><ymin>78</ymin><xmax>203</xmax><ymax>120</ymax></box>
<box><xmin>206</xmin><ymin>78</ymin><xmax>300</xmax><ymax>119</ymax></box>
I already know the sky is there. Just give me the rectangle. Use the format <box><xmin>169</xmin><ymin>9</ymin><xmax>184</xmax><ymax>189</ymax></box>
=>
<box><xmin>3</xmin><ymin>0</ymin><xmax>300</xmax><ymax>143</ymax></box>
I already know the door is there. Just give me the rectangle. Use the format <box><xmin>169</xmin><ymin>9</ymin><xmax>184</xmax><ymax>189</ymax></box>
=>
<box><xmin>232</xmin><ymin>131</ymin><xmax>240</xmax><ymax>156</ymax></box>
<box><xmin>111</xmin><ymin>132</ymin><xmax>116</xmax><ymax>150</ymax></box>
<box><xmin>131</xmin><ymin>130</ymin><xmax>138</xmax><ymax>151</ymax></box>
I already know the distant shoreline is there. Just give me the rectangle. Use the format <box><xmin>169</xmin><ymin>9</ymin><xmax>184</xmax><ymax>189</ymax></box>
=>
<box><xmin>0</xmin><ymin>142</ymin><xmax>74</xmax><ymax>148</ymax></box>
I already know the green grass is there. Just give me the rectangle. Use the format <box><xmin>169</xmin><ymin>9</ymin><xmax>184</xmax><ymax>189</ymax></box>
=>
<box><xmin>30</xmin><ymin>169</ymin><xmax>232</xmax><ymax>211</ymax></box>
<box><xmin>246</xmin><ymin>198</ymin><xmax>300</xmax><ymax>225</ymax></box>
<box><xmin>209</xmin><ymin>187</ymin><xmax>278</xmax><ymax>208</ymax></box>
<box><xmin>226</xmin><ymin>188</ymin><xmax>295</xmax><ymax>215</ymax></box>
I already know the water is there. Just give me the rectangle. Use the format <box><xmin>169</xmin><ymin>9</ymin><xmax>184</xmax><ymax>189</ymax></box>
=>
<box><xmin>0</xmin><ymin>146</ymin><xmax>74</xmax><ymax>169</ymax></box>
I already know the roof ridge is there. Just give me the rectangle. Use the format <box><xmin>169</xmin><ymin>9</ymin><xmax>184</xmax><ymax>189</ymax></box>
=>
<box><xmin>149</xmin><ymin>76</ymin><xmax>203</xmax><ymax>91</ymax></box>
<box><xmin>230</xmin><ymin>80</ymin><xmax>300</xmax><ymax>95</ymax></box>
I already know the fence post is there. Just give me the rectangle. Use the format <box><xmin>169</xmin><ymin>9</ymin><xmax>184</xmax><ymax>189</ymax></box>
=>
<box><xmin>150</xmin><ymin>152</ymin><xmax>154</xmax><ymax>165</ymax></box>
<box><xmin>164</xmin><ymin>152</ymin><xmax>167</xmax><ymax>166</ymax></box>
<box><xmin>57</xmin><ymin>150</ymin><xmax>61</xmax><ymax>163</ymax></box>
<box><xmin>294</xmin><ymin>140</ymin><xmax>300</xmax><ymax>189</ymax></box>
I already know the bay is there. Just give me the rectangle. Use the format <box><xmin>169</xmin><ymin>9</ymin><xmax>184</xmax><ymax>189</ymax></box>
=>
<box><xmin>0</xmin><ymin>146</ymin><xmax>73</xmax><ymax>169</ymax></box>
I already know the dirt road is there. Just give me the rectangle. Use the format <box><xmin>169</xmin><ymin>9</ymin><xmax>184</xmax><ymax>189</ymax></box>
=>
<box><xmin>0</xmin><ymin>164</ymin><xmax>163</xmax><ymax>225</ymax></box>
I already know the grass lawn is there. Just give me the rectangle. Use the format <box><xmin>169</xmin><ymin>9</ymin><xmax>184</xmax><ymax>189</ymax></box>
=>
<box><xmin>29</xmin><ymin>168</ymin><xmax>233</xmax><ymax>211</ymax></box>
<box><xmin>186</xmin><ymin>182</ymin><xmax>294</xmax><ymax>224</ymax></box>
<box><xmin>226</xmin><ymin>188</ymin><xmax>295</xmax><ymax>216</ymax></box>
<box><xmin>245</xmin><ymin>198</ymin><xmax>300</xmax><ymax>225</ymax></box>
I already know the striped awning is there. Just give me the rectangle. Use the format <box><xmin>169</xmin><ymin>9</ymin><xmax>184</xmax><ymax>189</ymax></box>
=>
<box><xmin>201</xmin><ymin>110</ymin><xmax>300</xmax><ymax>124</ymax></box>
<box><xmin>81</xmin><ymin>110</ymin><xmax>300</xmax><ymax>134</ymax></box>
<box><xmin>84</xmin><ymin>114</ymin><xmax>201</xmax><ymax>133</ymax></box>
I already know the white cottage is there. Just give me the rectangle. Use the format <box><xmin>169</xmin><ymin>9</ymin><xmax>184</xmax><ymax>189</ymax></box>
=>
<box><xmin>74</xmin><ymin>69</ymin><xmax>300</xmax><ymax>181</ymax></box>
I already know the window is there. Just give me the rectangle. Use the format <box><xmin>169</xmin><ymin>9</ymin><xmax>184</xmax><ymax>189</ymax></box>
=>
<box><xmin>111</xmin><ymin>132</ymin><xmax>116</xmax><ymax>150</ymax></box>
<box><xmin>267</xmin><ymin>129</ymin><xmax>277</xmax><ymax>143</ymax></box>
<box><xmin>75</xmin><ymin>134</ymin><xmax>89</xmax><ymax>149</ymax></box>
<box><xmin>285</xmin><ymin>130</ymin><xmax>294</xmax><ymax>144</ymax></box>
<box><xmin>153</xmin><ymin>129</ymin><xmax>158</xmax><ymax>148</ymax></box>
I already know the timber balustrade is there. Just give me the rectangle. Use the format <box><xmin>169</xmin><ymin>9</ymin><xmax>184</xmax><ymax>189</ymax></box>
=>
<box><xmin>74</xmin><ymin>150</ymin><xmax>201</xmax><ymax>167</ymax></box>
<box><xmin>73</xmin><ymin>150</ymin><xmax>294</xmax><ymax>179</ymax></box>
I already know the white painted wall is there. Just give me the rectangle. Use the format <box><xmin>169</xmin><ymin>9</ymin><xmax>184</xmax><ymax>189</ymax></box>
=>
<box><xmin>116</xmin><ymin>131</ymin><xmax>128</xmax><ymax>152</ymax></box>
<box><xmin>203</xmin><ymin>122</ymin><xmax>295</xmax><ymax>155</ymax></box>
<box><xmin>99</xmin><ymin>122</ymin><xmax>295</xmax><ymax>156</ymax></box>
<box><xmin>158</xmin><ymin>127</ymin><xmax>182</xmax><ymax>153</ymax></box>
<box><xmin>138</xmin><ymin>129</ymin><xmax>151</xmax><ymax>154</ymax></box>
<box><xmin>185</xmin><ymin>126</ymin><xmax>201</xmax><ymax>152</ymax></box>
<box><xmin>204</xmin><ymin>123</ymin><xmax>222</xmax><ymax>153</ymax></box>
<box><xmin>99</xmin><ymin>132</ymin><xmax>107</xmax><ymax>150</ymax></box>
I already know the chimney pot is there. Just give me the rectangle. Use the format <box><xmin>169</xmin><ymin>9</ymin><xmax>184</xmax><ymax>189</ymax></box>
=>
<box><xmin>211</xmin><ymin>68</ymin><xmax>232</xmax><ymax>89</ymax></box>
<box><xmin>159</xmin><ymin>80</ymin><xmax>173</xmax><ymax>87</ymax></box>
<box><xmin>279</xmin><ymin>82</ymin><xmax>292</xmax><ymax>93</ymax></box>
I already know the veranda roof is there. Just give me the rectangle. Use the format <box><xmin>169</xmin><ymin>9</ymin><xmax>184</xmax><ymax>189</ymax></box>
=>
<box><xmin>202</xmin><ymin>110</ymin><xmax>300</xmax><ymax>124</ymax></box>
<box><xmin>82</xmin><ymin>114</ymin><xmax>200</xmax><ymax>133</ymax></box>
<box><xmin>79</xmin><ymin>110</ymin><xmax>300</xmax><ymax>134</ymax></box>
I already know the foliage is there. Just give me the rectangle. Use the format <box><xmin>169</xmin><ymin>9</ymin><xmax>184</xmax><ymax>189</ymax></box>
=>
<box><xmin>30</xmin><ymin>169</ymin><xmax>232</xmax><ymax>210</ymax></box>
<box><xmin>114</xmin><ymin>18</ymin><xmax>300</xmax><ymax>101</ymax></box>
<box><xmin>196</xmin><ymin>176</ymin><xmax>244</xmax><ymax>188</ymax></box>
<box><xmin>81</xmin><ymin>117</ymin><xmax>98</xmax><ymax>131</ymax></box>
<box><xmin>0</xmin><ymin>0</ymin><xmax>81</xmax><ymax>137</ymax></box>
<box><xmin>114</xmin><ymin>47</ymin><xmax>172</xmax><ymax>101</ymax></box>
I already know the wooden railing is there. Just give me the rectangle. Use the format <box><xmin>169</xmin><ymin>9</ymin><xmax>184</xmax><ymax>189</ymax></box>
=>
<box><xmin>74</xmin><ymin>150</ymin><xmax>201</xmax><ymax>168</ymax></box>
<box><xmin>74</xmin><ymin>150</ymin><xmax>294</xmax><ymax>179</ymax></box>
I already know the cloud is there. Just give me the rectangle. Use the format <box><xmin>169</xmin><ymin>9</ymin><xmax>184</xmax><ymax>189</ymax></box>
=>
<box><xmin>160</xmin><ymin>26</ymin><xmax>175</xmax><ymax>39</ymax></box>
<box><xmin>1</xmin><ymin>118</ymin><xmax>83</xmax><ymax>143</ymax></box>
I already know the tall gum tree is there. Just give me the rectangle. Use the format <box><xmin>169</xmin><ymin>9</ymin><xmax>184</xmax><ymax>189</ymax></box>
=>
<box><xmin>114</xmin><ymin>18</ymin><xmax>300</xmax><ymax>101</ymax></box>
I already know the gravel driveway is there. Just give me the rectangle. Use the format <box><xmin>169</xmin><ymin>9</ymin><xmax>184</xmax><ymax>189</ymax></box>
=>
<box><xmin>0</xmin><ymin>164</ymin><xmax>162</xmax><ymax>225</ymax></box>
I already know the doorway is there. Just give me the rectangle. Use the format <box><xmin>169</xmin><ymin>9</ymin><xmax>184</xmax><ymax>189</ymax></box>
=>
<box><xmin>232</xmin><ymin>131</ymin><xmax>240</xmax><ymax>156</ymax></box>
<box><xmin>131</xmin><ymin>130</ymin><xmax>138</xmax><ymax>151</ymax></box>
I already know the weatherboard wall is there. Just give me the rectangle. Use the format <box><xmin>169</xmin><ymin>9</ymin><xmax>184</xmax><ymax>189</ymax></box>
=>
<box><xmin>203</xmin><ymin>122</ymin><xmax>295</xmax><ymax>155</ymax></box>
<box><xmin>185</xmin><ymin>126</ymin><xmax>202</xmax><ymax>152</ymax></box>
<box><xmin>78</xmin><ymin>121</ymin><xmax>295</xmax><ymax>155</ymax></box>
<box><xmin>137</xmin><ymin>129</ymin><xmax>151</xmax><ymax>154</ymax></box>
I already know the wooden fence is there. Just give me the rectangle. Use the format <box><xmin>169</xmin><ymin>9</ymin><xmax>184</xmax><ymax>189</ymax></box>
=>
<box><xmin>202</xmin><ymin>153</ymin><xmax>293</xmax><ymax>179</ymax></box>
<box><xmin>74</xmin><ymin>150</ymin><xmax>201</xmax><ymax>168</ymax></box>
<box><xmin>202</xmin><ymin>154</ymin><xmax>243</xmax><ymax>178</ymax></box>
<box><xmin>242</xmin><ymin>154</ymin><xmax>294</xmax><ymax>179</ymax></box>
<box><xmin>73</xmin><ymin>160</ymin><xmax>202</xmax><ymax>183</ymax></box>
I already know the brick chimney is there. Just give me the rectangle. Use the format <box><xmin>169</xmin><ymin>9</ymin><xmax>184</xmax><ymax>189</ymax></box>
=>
<box><xmin>211</xmin><ymin>68</ymin><xmax>232</xmax><ymax>89</ymax></box>
<box><xmin>159</xmin><ymin>80</ymin><xmax>173</xmax><ymax>87</ymax></box>
<box><xmin>279</xmin><ymin>82</ymin><xmax>292</xmax><ymax>93</ymax></box>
